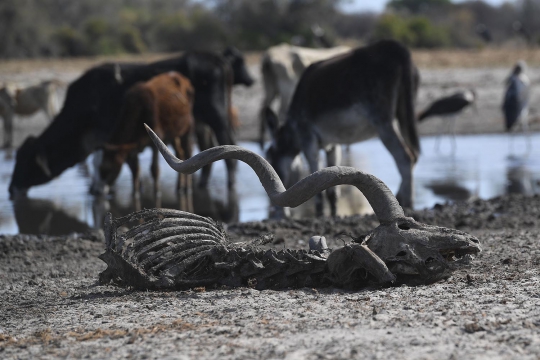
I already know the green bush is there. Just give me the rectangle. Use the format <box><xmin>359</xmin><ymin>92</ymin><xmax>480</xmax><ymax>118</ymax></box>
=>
<box><xmin>373</xmin><ymin>14</ymin><xmax>416</xmax><ymax>46</ymax></box>
<box><xmin>83</xmin><ymin>18</ymin><xmax>124</xmax><ymax>55</ymax></box>
<box><xmin>373</xmin><ymin>14</ymin><xmax>450</xmax><ymax>48</ymax></box>
<box><xmin>52</xmin><ymin>26</ymin><xmax>88</xmax><ymax>56</ymax></box>
<box><xmin>151</xmin><ymin>12</ymin><xmax>191</xmax><ymax>52</ymax></box>
<box><xmin>408</xmin><ymin>17</ymin><xmax>450</xmax><ymax>48</ymax></box>
<box><xmin>151</xmin><ymin>9</ymin><xmax>229</xmax><ymax>52</ymax></box>
<box><xmin>120</xmin><ymin>26</ymin><xmax>146</xmax><ymax>53</ymax></box>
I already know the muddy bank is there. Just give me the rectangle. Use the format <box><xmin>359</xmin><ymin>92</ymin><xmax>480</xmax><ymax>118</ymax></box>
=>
<box><xmin>1</xmin><ymin>194</ymin><xmax>539</xmax><ymax>359</ymax></box>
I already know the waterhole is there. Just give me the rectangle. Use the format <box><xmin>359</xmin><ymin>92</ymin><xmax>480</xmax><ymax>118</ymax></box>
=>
<box><xmin>1</xmin><ymin>133</ymin><xmax>539</xmax><ymax>235</ymax></box>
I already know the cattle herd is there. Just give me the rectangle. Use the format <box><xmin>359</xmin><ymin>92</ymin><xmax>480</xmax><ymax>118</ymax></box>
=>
<box><xmin>0</xmin><ymin>40</ymin><xmax>532</xmax><ymax>220</ymax></box>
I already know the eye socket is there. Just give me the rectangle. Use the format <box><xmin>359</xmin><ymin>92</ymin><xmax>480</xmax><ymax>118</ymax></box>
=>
<box><xmin>425</xmin><ymin>257</ymin><xmax>435</xmax><ymax>264</ymax></box>
<box><xmin>398</xmin><ymin>223</ymin><xmax>411</xmax><ymax>230</ymax></box>
<box><xmin>396</xmin><ymin>251</ymin><xmax>407</xmax><ymax>257</ymax></box>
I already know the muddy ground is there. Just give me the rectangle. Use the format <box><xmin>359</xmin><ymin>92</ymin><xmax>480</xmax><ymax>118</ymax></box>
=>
<box><xmin>1</xmin><ymin>51</ymin><xmax>540</xmax><ymax>358</ymax></box>
<box><xmin>1</xmin><ymin>194</ymin><xmax>539</xmax><ymax>359</ymax></box>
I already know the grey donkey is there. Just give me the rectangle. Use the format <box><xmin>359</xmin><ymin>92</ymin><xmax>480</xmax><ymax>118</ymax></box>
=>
<box><xmin>97</xmin><ymin>125</ymin><xmax>480</xmax><ymax>290</ymax></box>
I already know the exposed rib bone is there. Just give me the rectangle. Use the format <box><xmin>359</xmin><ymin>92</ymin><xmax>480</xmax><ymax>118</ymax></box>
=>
<box><xmin>144</xmin><ymin>124</ymin><xmax>403</xmax><ymax>224</ymax></box>
<box><xmin>150</xmin><ymin>244</ymin><xmax>222</xmax><ymax>273</ymax></box>
<box><xmin>129</xmin><ymin>225</ymin><xmax>225</xmax><ymax>253</ymax></box>
<box><xmin>136</xmin><ymin>236</ymin><xmax>219</xmax><ymax>262</ymax></box>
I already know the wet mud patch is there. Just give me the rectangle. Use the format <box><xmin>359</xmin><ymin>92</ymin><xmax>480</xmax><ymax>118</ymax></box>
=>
<box><xmin>1</xmin><ymin>194</ymin><xmax>539</xmax><ymax>358</ymax></box>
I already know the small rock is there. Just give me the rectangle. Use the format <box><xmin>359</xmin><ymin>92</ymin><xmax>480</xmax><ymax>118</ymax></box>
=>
<box><xmin>463</xmin><ymin>322</ymin><xmax>484</xmax><ymax>333</ymax></box>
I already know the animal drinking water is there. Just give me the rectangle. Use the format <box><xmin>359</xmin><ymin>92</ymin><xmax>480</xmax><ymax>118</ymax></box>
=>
<box><xmin>8</xmin><ymin>48</ymin><xmax>253</xmax><ymax>199</ymax></box>
<box><xmin>259</xmin><ymin>43</ymin><xmax>351</xmax><ymax>147</ymax></box>
<box><xmin>90</xmin><ymin>72</ymin><xmax>195</xmax><ymax>211</ymax></box>
<box><xmin>266</xmin><ymin>40</ymin><xmax>420</xmax><ymax>216</ymax></box>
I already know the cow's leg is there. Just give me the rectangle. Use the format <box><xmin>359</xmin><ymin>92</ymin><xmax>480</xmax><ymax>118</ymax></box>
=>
<box><xmin>172</xmin><ymin>136</ymin><xmax>187</xmax><ymax>210</ymax></box>
<box><xmin>195</xmin><ymin>122</ymin><xmax>214</xmax><ymax>188</ymax></box>
<box><xmin>45</xmin><ymin>88</ymin><xmax>59</xmax><ymax>121</ymax></box>
<box><xmin>150</xmin><ymin>147</ymin><xmax>161</xmax><ymax>208</ymax></box>
<box><xmin>303</xmin><ymin>135</ymin><xmax>324</xmax><ymax>216</ymax></box>
<box><xmin>205</xmin><ymin>116</ymin><xmax>237</xmax><ymax>189</ymax></box>
<box><xmin>126</xmin><ymin>151</ymin><xmax>142</xmax><ymax>210</ymax></box>
<box><xmin>216</xmin><ymin>128</ymin><xmax>237</xmax><ymax>189</ymax></box>
<box><xmin>278</xmin><ymin>81</ymin><xmax>294</xmax><ymax>122</ymax></box>
<box><xmin>90</xmin><ymin>150</ymin><xmax>108</xmax><ymax>195</ymax></box>
<box><xmin>325</xmin><ymin>144</ymin><xmax>342</xmax><ymax>217</ymax></box>
<box><xmin>173</xmin><ymin>135</ymin><xmax>194</xmax><ymax>212</ymax></box>
<box><xmin>181</xmin><ymin>133</ymin><xmax>194</xmax><ymax>213</ymax></box>
<box><xmin>259</xmin><ymin>79</ymin><xmax>278</xmax><ymax>148</ymax></box>
<box><xmin>92</xmin><ymin>149</ymin><xmax>128</xmax><ymax>196</ymax></box>
<box><xmin>259</xmin><ymin>58</ymin><xmax>279</xmax><ymax>148</ymax></box>
<box><xmin>2</xmin><ymin>111</ymin><xmax>14</xmax><ymax>149</ymax></box>
<box><xmin>376</xmin><ymin>121</ymin><xmax>415</xmax><ymax>209</ymax></box>
<box><xmin>194</xmin><ymin>96</ymin><xmax>237</xmax><ymax>189</ymax></box>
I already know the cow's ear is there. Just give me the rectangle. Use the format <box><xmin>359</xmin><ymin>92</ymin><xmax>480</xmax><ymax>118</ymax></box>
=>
<box><xmin>264</xmin><ymin>107</ymin><xmax>280</xmax><ymax>140</ymax></box>
<box><xmin>170</xmin><ymin>72</ymin><xmax>181</xmax><ymax>87</ymax></box>
<box><xmin>35</xmin><ymin>152</ymin><xmax>52</xmax><ymax>178</ymax></box>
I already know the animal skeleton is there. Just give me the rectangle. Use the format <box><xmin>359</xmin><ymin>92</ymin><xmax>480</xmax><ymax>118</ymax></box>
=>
<box><xmin>97</xmin><ymin>125</ymin><xmax>481</xmax><ymax>290</ymax></box>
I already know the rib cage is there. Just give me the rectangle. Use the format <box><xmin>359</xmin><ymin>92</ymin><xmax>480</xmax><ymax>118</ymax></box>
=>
<box><xmin>99</xmin><ymin>209</ymin><xmax>330</xmax><ymax>290</ymax></box>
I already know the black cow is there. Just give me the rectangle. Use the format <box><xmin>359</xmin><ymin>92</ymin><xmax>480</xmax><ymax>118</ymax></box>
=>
<box><xmin>266</xmin><ymin>40</ymin><xmax>420</xmax><ymax>216</ymax></box>
<box><xmin>8</xmin><ymin>48</ymin><xmax>254</xmax><ymax>198</ymax></box>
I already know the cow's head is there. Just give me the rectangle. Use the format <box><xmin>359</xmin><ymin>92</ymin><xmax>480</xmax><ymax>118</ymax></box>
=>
<box><xmin>265</xmin><ymin>120</ymin><xmax>302</xmax><ymax>189</ymax></box>
<box><xmin>8</xmin><ymin>136</ymin><xmax>53</xmax><ymax>199</ymax></box>
<box><xmin>90</xmin><ymin>146</ymin><xmax>136</xmax><ymax>196</ymax></box>
<box><xmin>223</xmin><ymin>47</ymin><xmax>254</xmax><ymax>87</ymax></box>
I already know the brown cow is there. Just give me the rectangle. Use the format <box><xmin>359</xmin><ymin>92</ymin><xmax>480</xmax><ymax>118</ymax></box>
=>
<box><xmin>91</xmin><ymin>72</ymin><xmax>195</xmax><ymax>211</ymax></box>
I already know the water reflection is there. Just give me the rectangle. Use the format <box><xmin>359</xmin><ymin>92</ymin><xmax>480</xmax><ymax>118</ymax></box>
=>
<box><xmin>506</xmin><ymin>158</ymin><xmax>538</xmax><ymax>195</ymax></box>
<box><xmin>1</xmin><ymin>135</ymin><xmax>540</xmax><ymax>235</ymax></box>
<box><xmin>14</xmin><ymin>184</ymin><xmax>239</xmax><ymax>236</ymax></box>
<box><xmin>13</xmin><ymin>197</ymin><xmax>91</xmax><ymax>235</ymax></box>
<box><xmin>424</xmin><ymin>181</ymin><xmax>473</xmax><ymax>202</ymax></box>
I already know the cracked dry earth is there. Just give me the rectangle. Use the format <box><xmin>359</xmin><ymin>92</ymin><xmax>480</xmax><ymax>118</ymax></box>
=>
<box><xmin>1</xmin><ymin>194</ymin><xmax>540</xmax><ymax>359</ymax></box>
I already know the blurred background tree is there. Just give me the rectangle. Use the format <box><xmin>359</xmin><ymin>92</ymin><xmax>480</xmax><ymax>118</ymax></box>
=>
<box><xmin>0</xmin><ymin>0</ymin><xmax>537</xmax><ymax>59</ymax></box>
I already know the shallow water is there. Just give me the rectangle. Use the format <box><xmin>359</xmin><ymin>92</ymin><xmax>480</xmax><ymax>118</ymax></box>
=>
<box><xmin>1</xmin><ymin>133</ymin><xmax>539</xmax><ymax>235</ymax></box>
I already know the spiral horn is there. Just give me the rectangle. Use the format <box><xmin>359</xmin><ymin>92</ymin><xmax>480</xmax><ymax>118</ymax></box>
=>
<box><xmin>145</xmin><ymin>124</ymin><xmax>404</xmax><ymax>224</ymax></box>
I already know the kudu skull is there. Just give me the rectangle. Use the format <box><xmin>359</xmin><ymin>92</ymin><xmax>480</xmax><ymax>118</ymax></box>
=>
<box><xmin>97</xmin><ymin>125</ymin><xmax>480</xmax><ymax>290</ymax></box>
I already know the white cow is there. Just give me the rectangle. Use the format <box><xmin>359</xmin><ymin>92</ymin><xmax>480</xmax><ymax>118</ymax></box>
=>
<box><xmin>258</xmin><ymin>43</ymin><xmax>351</xmax><ymax>147</ymax></box>
<box><xmin>0</xmin><ymin>80</ymin><xmax>61</xmax><ymax>148</ymax></box>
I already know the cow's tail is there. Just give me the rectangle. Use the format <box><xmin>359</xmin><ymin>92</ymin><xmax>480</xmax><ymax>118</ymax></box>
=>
<box><xmin>224</xmin><ymin>62</ymin><xmax>235</xmax><ymax>133</ymax></box>
<box><xmin>417</xmin><ymin>108</ymin><xmax>431</xmax><ymax>122</ymax></box>
<box><xmin>397</xmin><ymin>51</ymin><xmax>420</xmax><ymax>163</ymax></box>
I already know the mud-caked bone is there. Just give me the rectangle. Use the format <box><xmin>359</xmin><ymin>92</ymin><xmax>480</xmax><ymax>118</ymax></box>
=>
<box><xmin>96</xmin><ymin>126</ymin><xmax>481</xmax><ymax>290</ymax></box>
